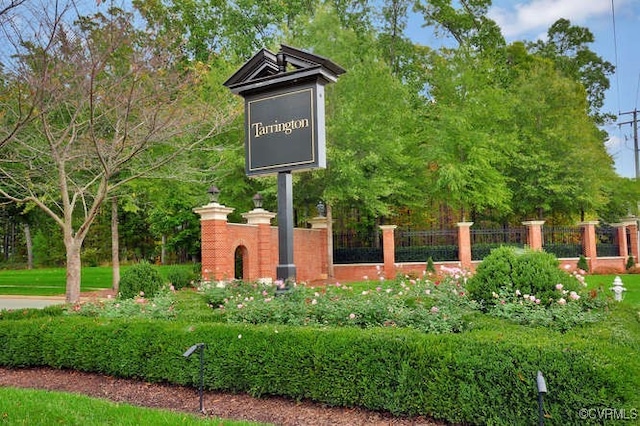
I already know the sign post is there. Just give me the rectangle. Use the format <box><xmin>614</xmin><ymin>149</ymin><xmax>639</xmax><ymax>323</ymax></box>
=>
<box><xmin>224</xmin><ymin>45</ymin><xmax>344</xmax><ymax>282</ymax></box>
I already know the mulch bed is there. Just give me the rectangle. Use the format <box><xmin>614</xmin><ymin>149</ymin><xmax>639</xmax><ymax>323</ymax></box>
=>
<box><xmin>0</xmin><ymin>367</ymin><xmax>444</xmax><ymax>425</ymax></box>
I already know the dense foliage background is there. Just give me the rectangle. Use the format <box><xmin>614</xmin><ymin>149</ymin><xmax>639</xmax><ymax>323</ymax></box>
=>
<box><xmin>0</xmin><ymin>0</ymin><xmax>638</xmax><ymax>273</ymax></box>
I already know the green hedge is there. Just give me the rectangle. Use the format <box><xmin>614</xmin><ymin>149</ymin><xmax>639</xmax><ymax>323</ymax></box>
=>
<box><xmin>0</xmin><ymin>317</ymin><xmax>637</xmax><ymax>425</ymax></box>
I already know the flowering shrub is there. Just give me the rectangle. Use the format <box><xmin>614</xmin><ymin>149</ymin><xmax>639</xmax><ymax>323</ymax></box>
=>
<box><xmin>199</xmin><ymin>268</ymin><xmax>478</xmax><ymax>334</ymax></box>
<box><xmin>467</xmin><ymin>247</ymin><xmax>584</xmax><ymax>310</ymax></box>
<box><xmin>63</xmin><ymin>286</ymin><xmax>177</xmax><ymax>320</ymax></box>
<box><xmin>487</xmin><ymin>285</ymin><xmax>606</xmax><ymax>331</ymax></box>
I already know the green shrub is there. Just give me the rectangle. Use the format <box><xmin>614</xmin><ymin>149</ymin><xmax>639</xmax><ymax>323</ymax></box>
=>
<box><xmin>466</xmin><ymin>246</ymin><xmax>518</xmax><ymax>308</ymax></box>
<box><xmin>510</xmin><ymin>250</ymin><xmax>580</xmax><ymax>304</ymax></box>
<box><xmin>626</xmin><ymin>255</ymin><xmax>635</xmax><ymax>271</ymax></box>
<box><xmin>0</xmin><ymin>316</ymin><xmax>637</xmax><ymax>425</ymax></box>
<box><xmin>426</xmin><ymin>256</ymin><xmax>436</xmax><ymax>274</ymax></box>
<box><xmin>118</xmin><ymin>261</ymin><xmax>164</xmax><ymax>299</ymax></box>
<box><xmin>577</xmin><ymin>255</ymin><xmax>589</xmax><ymax>272</ymax></box>
<box><xmin>468</xmin><ymin>247</ymin><xmax>583</xmax><ymax>310</ymax></box>
<box><xmin>166</xmin><ymin>266</ymin><xmax>195</xmax><ymax>290</ymax></box>
<box><xmin>81</xmin><ymin>248</ymin><xmax>100</xmax><ymax>267</ymax></box>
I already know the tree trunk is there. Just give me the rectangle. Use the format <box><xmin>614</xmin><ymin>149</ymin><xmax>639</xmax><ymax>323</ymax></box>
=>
<box><xmin>65</xmin><ymin>239</ymin><xmax>82</xmax><ymax>303</ymax></box>
<box><xmin>327</xmin><ymin>203</ymin><xmax>334</xmax><ymax>278</ymax></box>
<box><xmin>23</xmin><ymin>222</ymin><xmax>33</xmax><ymax>270</ymax></box>
<box><xmin>161</xmin><ymin>235</ymin><xmax>166</xmax><ymax>265</ymax></box>
<box><xmin>111</xmin><ymin>197</ymin><xmax>120</xmax><ymax>293</ymax></box>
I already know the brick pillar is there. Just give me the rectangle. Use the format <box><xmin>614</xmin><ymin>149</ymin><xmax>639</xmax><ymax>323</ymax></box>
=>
<box><xmin>457</xmin><ymin>222</ymin><xmax>473</xmax><ymax>269</ymax></box>
<box><xmin>522</xmin><ymin>220</ymin><xmax>544</xmax><ymax>250</ymax></box>
<box><xmin>242</xmin><ymin>208</ymin><xmax>277</xmax><ymax>281</ymax></box>
<box><xmin>579</xmin><ymin>221</ymin><xmax>598</xmax><ymax>272</ymax></box>
<box><xmin>193</xmin><ymin>202</ymin><xmax>235</xmax><ymax>281</ymax></box>
<box><xmin>309</xmin><ymin>217</ymin><xmax>329</xmax><ymax>279</ymax></box>
<box><xmin>622</xmin><ymin>217</ymin><xmax>639</xmax><ymax>264</ymax></box>
<box><xmin>380</xmin><ymin>225</ymin><xmax>397</xmax><ymax>279</ymax></box>
<box><xmin>613</xmin><ymin>223</ymin><xmax>628</xmax><ymax>258</ymax></box>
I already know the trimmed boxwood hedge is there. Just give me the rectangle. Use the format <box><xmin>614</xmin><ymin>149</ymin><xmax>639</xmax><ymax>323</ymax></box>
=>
<box><xmin>0</xmin><ymin>316</ymin><xmax>637</xmax><ymax>425</ymax></box>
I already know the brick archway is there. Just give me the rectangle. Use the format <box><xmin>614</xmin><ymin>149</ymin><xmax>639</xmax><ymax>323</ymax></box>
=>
<box><xmin>234</xmin><ymin>245</ymin><xmax>249</xmax><ymax>279</ymax></box>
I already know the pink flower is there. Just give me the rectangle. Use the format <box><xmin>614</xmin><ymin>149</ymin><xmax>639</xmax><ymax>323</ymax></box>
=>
<box><xmin>349</xmin><ymin>313</ymin><xmax>356</xmax><ymax>319</ymax></box>
<box><xmin>529</xmin><ymin>295</ymin><xmax>536</xmax><ymax>302</ymax></box>
<box><xmin>569</xmin><ymin>291</ymin><xmax>580</xmax><ymax>300</ymax></box>
<box><xmin>430</xmin><ymin>306</ymin><xmax>439</xmax><ymax>313</ymax></box>
<box><xmin>535</xmin><ymin>299</ymin><xmax>540</xmax><ymax>304</ymax></box>
<box><xmin>237</xmin><ymin>304</ymin><xmax>243</xmax><ymax>309</ymax></box>
<box><xmin>555</xmin><ymin>284</ymin><xmax>563</xmax><ymax>290</ymax></box>
<box><xmin>311</xmin><ymin>299</ymin><xmax>318</xmax><ymax>305</ymax></box>
<box><xmin>515</xmin><ymin>289</ymin><xmax>521</xmax><ymax>296</ymax></box>
<box><xmin>558</xmin><ymin>298</ymin><xmax>566</xmax><ymax>305</ymax></box>
<box><xmin>139</xmin><ymin>291</ymin><xmax>145</xmax><ymax>297</ymax></box>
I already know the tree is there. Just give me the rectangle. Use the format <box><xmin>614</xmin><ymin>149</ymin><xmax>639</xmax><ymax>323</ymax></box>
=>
<box><xmin>414</xmin><ymin>0</ymin><xmax>505</xmax><ymax>52</ymax></box>
<box><xmin>0</xmin><ymin>4</ymin><xmax>236</xmax><ymax>302</ymax></box>
<box><xmin>288</xmin><ymin>6</ymin><xmax>423</xmax><ymax>224</ymax></box>
<box><xmin>528</xmin><ymin>18</ymin><xmax>615</xmax><ymax>123</ymax></box>
<box><xmin>0</xmin><ymin>0</ymin><xmax>27</xmax><ymax>18</ymax></box>
<box><xmin>505</xmin><ymin>55</ymin><xmax>616</xmax><ymax>219</ymax></box>
<box><xmin>419</xmin><ymin>47</ymin><xmax>513</xmax><ymax>222</ymax></box>
<box><xmin>0</xmin><ymin>0</ymin><xmax>36</xmax><ymax>150</ymax></box>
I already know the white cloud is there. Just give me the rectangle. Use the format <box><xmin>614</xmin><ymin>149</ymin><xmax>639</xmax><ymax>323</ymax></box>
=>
<box><xmin>605</xmin><ymin>134</ymin><xmax>624</xmax><ymax>150</ymax></box>
<box><xmin>488</xmin><ymin>0</ymin><xmax>622</xmax><ymax>39</ymax></box>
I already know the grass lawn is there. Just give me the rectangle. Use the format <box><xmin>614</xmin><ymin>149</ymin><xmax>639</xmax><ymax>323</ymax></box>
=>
<box><xmin>0</xmin><ymin>387</ymin><xmax>268</xmax><ymax>426</ymax></box>
<box><xmin>585</xmin><ymin>273</ymin><xmax>640</xmax><ymax>305</ymax></box>
<box><xmin>0</xmin><ymin>265</ymin><xmax>194</xmax><ymax>296</ymax></box>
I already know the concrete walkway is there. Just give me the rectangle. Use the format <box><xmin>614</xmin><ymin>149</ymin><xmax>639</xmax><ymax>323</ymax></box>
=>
<box><xmin>0</xmin><ymin>295</ymin><xmax>66</xmax><ymax>310</ymax></box>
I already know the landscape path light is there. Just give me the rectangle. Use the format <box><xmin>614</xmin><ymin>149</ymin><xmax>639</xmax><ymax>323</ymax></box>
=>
<box><xmin>183</xmin><ymin>343</ymin><xmax>206</xmax><ymax>413</ymax></box>
<box><xmin>536</xmin><ymin>370</ymin><xmax>547</xmax><ymax>426</ymax></box>
<box><xmin>610</xmin><ymin>276</ymin><xmax>627</xmax><ymax>302</ymax></box>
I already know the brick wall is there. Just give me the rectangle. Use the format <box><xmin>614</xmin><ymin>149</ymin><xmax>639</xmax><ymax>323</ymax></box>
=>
<box><xmin>195</xmin><ymin>202</ymin><xmax>640</xmax><ymax>282</ymax></box>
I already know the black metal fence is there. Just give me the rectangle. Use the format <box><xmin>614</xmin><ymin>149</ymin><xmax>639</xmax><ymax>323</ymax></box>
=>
<box><xmin>542</xmin><ymin>226</ymin><xmax>583</xmax><ymax>258</ymax></box>
<box><xmin>471</xmin><ymin>227</ymin><xmax>526</xmax><ymax>260</ymax></box>
<box><xmin>333</xmin><ymin>224</ymin><xmax>626</xmax><ymax>265</ymax></box>
<box><xmin>395</xmin><ymin>229</ymin><xmax>458</xmax><ymax>262</ymax></box>
<box><xmin>596</xmin><ymin>224</ymin><xmax>619</xmax><ymax>257</ymax></box>
<box><xmin>333</xmin><ymin>230</ymin><xmax>383</xmax><ymax>264</ymax></box>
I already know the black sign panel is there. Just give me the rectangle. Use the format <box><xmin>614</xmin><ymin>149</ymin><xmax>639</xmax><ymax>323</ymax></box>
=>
<box><xmin>245</xmin><ymin>83</ymin><xmax>326</xmax><ymax>176</ymax></box>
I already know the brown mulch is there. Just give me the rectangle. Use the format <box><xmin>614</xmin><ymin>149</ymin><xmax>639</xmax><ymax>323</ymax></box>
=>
<box><xmin>1</xmin><ymin>289</ymin><xmax>445</xmax><ymax>425</ymax></box>
<box><xmin>0</xmin><ymin>367</ymin><xmax>444</xmax><ymax>425</ymax></box>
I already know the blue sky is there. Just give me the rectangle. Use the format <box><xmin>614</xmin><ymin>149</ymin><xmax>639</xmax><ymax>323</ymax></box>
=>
<box><xmin>407</xmin><ymin>0</ymin><xmax>640</xmax><ymax>178</ymax></box>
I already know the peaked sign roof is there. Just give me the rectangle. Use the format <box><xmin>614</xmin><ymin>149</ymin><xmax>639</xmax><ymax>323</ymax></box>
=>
<box><xmin>223</xmin><ymin>44</ymin><xmax>346</xmax><ymax>96</ymax></box>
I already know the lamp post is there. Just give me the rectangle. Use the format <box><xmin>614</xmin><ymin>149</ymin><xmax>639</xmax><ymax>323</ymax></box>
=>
<box><xmin>207</xmin><ymin>185</ymin><xmax>220</xmax><ymax>204</ymax></box>
<box><xmin>252</xmin><ymin>193</ymin><xmax>263</xmax><ymax>209</ymax></box>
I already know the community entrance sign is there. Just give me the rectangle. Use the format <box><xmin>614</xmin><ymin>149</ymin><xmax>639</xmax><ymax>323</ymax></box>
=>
<box><xmin>224</xmin><ymin>45</ymin><xmax>345</xmax><ymax>281</ymax></box>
